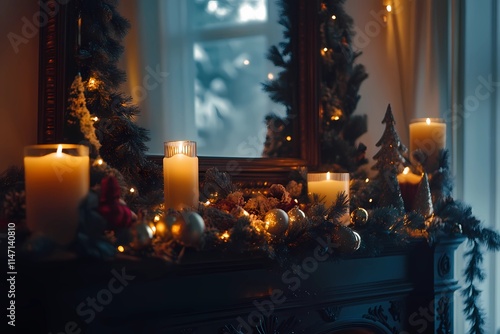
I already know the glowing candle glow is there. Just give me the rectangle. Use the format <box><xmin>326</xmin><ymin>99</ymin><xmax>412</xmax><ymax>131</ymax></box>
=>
<box><xmin>308</xmin><ymin>172</ymin><xmax>350</xmax><ymax>224</ymax></box>
<box><xmin>163</xmin><ymin>140</ymin><xmax>199</xmax><ymax>211</ymax></box>
<box><xmin>409</xmin><ymin>118</ymin><xmax>446</xmax><ymax>172</ymax></box>
<box><xmin>24</xmin><ymin>144</ymin><xmax>89</xmax><ymax>245</ymax></box>
<box><xmin>397</xmin><ymin>167</ymin><xmax>422</xmax><ymax>212</ymax></box>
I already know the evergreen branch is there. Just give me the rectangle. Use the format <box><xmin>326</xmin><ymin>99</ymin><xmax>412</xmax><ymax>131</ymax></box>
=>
<box><xmin>326</xmin><ymin>191</ymin><xmax>349</xmax><ymax>222</ymax></box>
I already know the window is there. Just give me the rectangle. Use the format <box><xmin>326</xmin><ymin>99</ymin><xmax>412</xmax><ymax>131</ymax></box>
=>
<box><xmin>132</xmin><ymin>0</ymin><xmax>286</xmax><ymax>156</ymax></box>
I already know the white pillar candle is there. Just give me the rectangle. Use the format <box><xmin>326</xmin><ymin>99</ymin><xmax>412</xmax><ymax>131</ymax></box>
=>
<box><xmin>24</xmin><ymin>144</ymin><xmax>89</xmax><ymax>245</ymax></box>
<box><xmin>307</xmin><ymin>172</ymin><xmax>350</xmax><ymax>224</ymax></box>
<box><xmin>163</xmin><ymin>141</ymin><xmax>199</xmax><ymax>211</ymax></box>
<box><xmin>409</xmin><ymin>118</ymin><xmax>446</xmax><ymax>172</ymax></box>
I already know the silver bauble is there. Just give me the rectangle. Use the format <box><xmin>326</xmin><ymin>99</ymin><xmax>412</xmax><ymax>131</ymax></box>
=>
<box><xmin>350</xmin><ymin>208</ymin><xmax>369</xmax><ymax>226</ymax></box>
<box><xmin>352</xmin><ymin>230</ymin><xmax>361</xmax><ymax>251</ymax></box>
<box><xmin>264</xmin><ymin>208</ymin><xmax>289</xmax><ymax>236</ymax></box>
<box><xmin>129</xmin><ymin>222</ymin><xmax>154</xmax><ymax>249</ymax></box>
<box><xmin>287</xmin><ymin>206</ymin><xmax>306</xmax><ymax>225</ymax></box>
<box><xmin>179</xmin><ymin>211</ymin><xmax>205</xmax><ymax>246</ymax></box>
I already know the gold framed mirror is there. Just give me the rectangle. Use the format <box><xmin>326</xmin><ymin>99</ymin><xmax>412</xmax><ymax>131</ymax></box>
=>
<box><xmin>37</xmin><ymin>0</ymin><xmax>321</xmax><ymax>187</ymax></box>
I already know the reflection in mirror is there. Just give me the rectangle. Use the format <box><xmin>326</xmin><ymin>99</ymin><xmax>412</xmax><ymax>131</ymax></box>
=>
<box><xmin>119</xmin><ymin>0</ymin><xmax>288</xmax><ymax>157</ymax></box>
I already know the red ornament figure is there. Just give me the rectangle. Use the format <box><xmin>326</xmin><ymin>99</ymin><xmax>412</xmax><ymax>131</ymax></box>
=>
<box><xmin>98</xmin><ymin>176</ymin><xmax>136</xmax><ymax>229</ymax></box>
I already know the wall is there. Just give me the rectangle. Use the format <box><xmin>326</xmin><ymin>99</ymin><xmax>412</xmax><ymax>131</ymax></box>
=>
<box><xmin>0</xmin><ymin>1</ymin><xmax>39</xmax><ymax>173</ymax></box>
<box><xmin>344</xmin><ymin>0</ymin><xmax>406</xmax><ymax>174</ymax></box>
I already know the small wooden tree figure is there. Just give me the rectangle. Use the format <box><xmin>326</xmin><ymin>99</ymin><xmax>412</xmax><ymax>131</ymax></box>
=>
<box><xmin>371</xmin><ymin>104</ymin><xmax>406</xmax><ymax>213</ymax></box>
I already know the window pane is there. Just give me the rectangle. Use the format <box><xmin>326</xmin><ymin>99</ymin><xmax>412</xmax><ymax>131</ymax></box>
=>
<box><xmin>193</xmin><ymin>0</ymin><xmax>267</xmax><ymax>27</ymax></box>
<box><xmin>194</xmin><ymin>36</ymin><xmax>285</xmax><ymax>157</ymax></box>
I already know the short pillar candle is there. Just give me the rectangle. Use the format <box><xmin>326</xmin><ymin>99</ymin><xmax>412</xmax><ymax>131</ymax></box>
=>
<box><xmin>409</xmin><ymin>118</ymin><xmax>446</xmax><ymax>172</ymax></box>
<box><xmin>397</xmin><ymin>167</ymin><xmax>423</xmax><ymax>212</ymax></box>
<box><xmin>163</xmin><ymin>140</ymin><xmax>199</xmax><ymax>211</ymax></box>
<box><xmin>307</xmin><ymin>172</ymin><xmax>350</xmax><ymax>224</ymax></box>
<box><xmin>24</xmin><ymin>144</ymin><xmax>89</xmax><ymax>245</ymax></box>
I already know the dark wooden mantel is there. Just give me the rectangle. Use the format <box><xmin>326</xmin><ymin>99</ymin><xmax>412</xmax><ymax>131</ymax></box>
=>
<box><xmin>16</xmin><ymin>237</ymin><xmax>464</xmax><ymax>334</ymax></box>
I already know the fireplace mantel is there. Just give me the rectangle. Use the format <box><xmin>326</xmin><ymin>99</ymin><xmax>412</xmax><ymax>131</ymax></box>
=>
<box><xmin>17</xmin><ymin>236</ymin><xmax>464</xmax><ymax>333</ymax></box>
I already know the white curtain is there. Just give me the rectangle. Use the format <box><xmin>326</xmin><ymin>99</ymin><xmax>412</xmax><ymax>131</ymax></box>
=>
<box><xmin>120</xmin><ymin>0</ymin><xmax>197</xmax><ymax>155</ymax></box>
<box><xmin>392</xmin><ymin>0</ymin><xmax>499</xmax><ymax>333</ymax></box>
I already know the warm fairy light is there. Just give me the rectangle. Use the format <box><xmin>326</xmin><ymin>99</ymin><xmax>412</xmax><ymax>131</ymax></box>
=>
<box><xmin>88</xmin><ymin>77</ymin><xmax>98</xmax><ymax>89</ymax></box>
<box><xmin>129</xmin><ymin>188</ymin><xmax>135</xmax><ymax>193</ymax></box>
<box><xmin>331</xmin><ymin>115</ymin><xmax>340</xmax><ymax>121</ymax></box>
<box><xmin>369</xmin><ymin>198</ymin><xmax>373</xmax><ymax>203</ymax></box>
<box><xmin>155</xmin><ymin>221</ymin><xmax>166</xmax><ymax>236</ymax></box>
<box><xmin>323</xmin><ymin>47</ymin><xmax>328</xmax><ymax>52</ymax></box>
<box><xmin>332</xmin><ymin>14</ymin><xmax>337</xmax><ymax>20</ymax></box>
<box><xmin>96</xmin><ymin>158</ymin><xmax>103</xmax><ymax>165</ymax></box>
<box><xmin>267</xmin><ymin>73</ymin><xmax>274</xmax><ymax>80</ymax></box>
<box><xmin>220</xmin><ymin>231</ymin><xmax>230</xmax><ymax>241</ymax></box>
<box><xmin>426</xmin><ymin>118</ymin><xmax>431</xmax><ymax>125</ymax></box>
<box><xmin>149</xmin><ymin>223</ymin><xmax>156</xmax><ymax>235</ymax></box>
<box><xmin>386</xmin><ymin>4</ymin><xmax>392</xmax><ymax>12</ymax></box>
<box><xmin>91</xmin><ymin>116</ymin><xmax>99</xmax><ymax>122</ymax></box>
<box><xmin>286</xmin><ymin>136</ymin><xmax>292</xmax><ymax>141</ymax></box>
<box><xmin>154</xmin><ymin>215</ymin><xmax>160</xmax><ymax>222</ymax></box>
<box><xmin>117</xmin><ymin>245</ymin><xmax>125</xmax><ymax>252</ymax></box>
<box><xmin>365</xmin><ymin>178</ymin><xmax>370</xmax><ymax>183</ymax></box>
<box><xmin>402</xmin><ymin>166</ymin><xmax>410</xmax><ymax>175</ymax></box>
<box><xmin>171</xmin><ymin>224</ymin><xmax>181</xmax><ymax>236</ymax></box>
<box><xmin>243</xmin><ymin>59</ymin><xmax>250</xmax><ymax>65</ymax></box>
<box><xmin>204</xmin><ymin>200</ymin><xmax>211</xmax><ymax>206</ymax></box>
<box><xmin>56</xmin><ymin>144</ymin><xmax>63</xmax><ymax>157</ymax></box>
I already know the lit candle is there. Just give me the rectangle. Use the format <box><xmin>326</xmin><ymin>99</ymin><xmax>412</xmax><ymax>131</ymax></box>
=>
<box><xmin>409</xmin><ymin>118</ymin><xmax>446</xmax><ymax>172</ymax></box>
<box><xmin>307</xmin><ymin>172</ymin><xmax>350</xmax><ymax>224</ymax></box>
<box><xmin>163</xmin><ymin>141</ymin><xmax>199</xmax><ymax>211</ymax></box>
<box><xmin>24</xmin><ymin>144</ymin><xmax>89</xmax><ymax>245</ymax></box>
<box><xmin>397</xmin><ymin>167</ymin><xmax>422</xmax><ymax>212</ymax></box>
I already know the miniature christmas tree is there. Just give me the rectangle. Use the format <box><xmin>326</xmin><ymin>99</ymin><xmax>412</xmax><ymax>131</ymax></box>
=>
<box><xmin>370</xmin><ymin>104</ymin><xmax>406</xmax><ymax>213</ymax></box>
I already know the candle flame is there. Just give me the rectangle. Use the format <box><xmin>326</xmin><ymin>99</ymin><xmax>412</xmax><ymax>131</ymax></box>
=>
<box><xmin>403</xmin><ymin>167</ymin><xmax>410</xmax><ymax>175</ymax></box>
<box><xmin>56</xmin><ymin>144</ymin><xmax>63</xmax><ymax>157</ymax></box>
<box><xmin>426</xmin><ymin>118</ymin><xmax>431</xmax><ymax>125</ymax></box>
<box><xmin>326</xmin><ymin>172</ymin><xmax>330</xmax><ymax>180</ymax></box>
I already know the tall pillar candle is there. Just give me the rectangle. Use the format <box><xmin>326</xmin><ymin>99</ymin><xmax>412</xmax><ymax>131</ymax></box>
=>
<box><xmin>163</xmin><ymin>141</ymin><xmax>199</xmax><ymax>211</ymax></box>
<box><xmin>409</xmin><ymin>118</ymin><xmax>446</xmax><ymax>172</ymax></box>
<box><xmin>307</xmin><ymin>172</ymin><xmax>350</xmax><ymax>224</ymax></box>
<box><xmin>24</xmin><ymin>144</ymin><xmax>89</xmax><ymax>245</ymax></box>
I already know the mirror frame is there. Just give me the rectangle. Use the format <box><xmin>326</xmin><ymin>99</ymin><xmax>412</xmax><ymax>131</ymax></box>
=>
<box><xmin>37</xmin><ymin>0</ymin><xmax>320</xmax><ymax>186</ymax></box>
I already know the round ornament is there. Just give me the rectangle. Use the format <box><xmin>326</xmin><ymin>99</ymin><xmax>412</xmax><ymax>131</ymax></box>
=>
<box><xmin>129</xmin><ymin>222</ymin><xmax>154</xmax><ymax>249</ymax></box>
<box><xmin>264</xmin><ymin>208</ymin><xmax>289</xmax><ymax>235</ymax></box>
<box><xmin>452</xmin><ymin>223</ymin><xmax>463</xmax><ymax>235</ymax></box>
<box><xmin>332</xmin><ymin>223</ymin><xmax>360</xmax><ymax>253</ymax></box>
<box><xmin>287</xmin><ymin>206</ymin><xmax>306</xmax><ymax>225</ymax></box>
<box><xmin>352</xmin><ymin>230</ymin><xmax>362</xmax><ymax>251</ymax></box>
<box><xmin>179</xmin><ymin>211</ymin><xmax>206</xmax><ymax>247</ymax></box>
<box><xmin>350</xmin><ymin>208</ymin><xmax>369</xmax><ymax>226</ymax></box>
<box><xmin>165</xmin><ymin>211</ymin><xmax>185</xmax><ymax>239</ymax></box>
